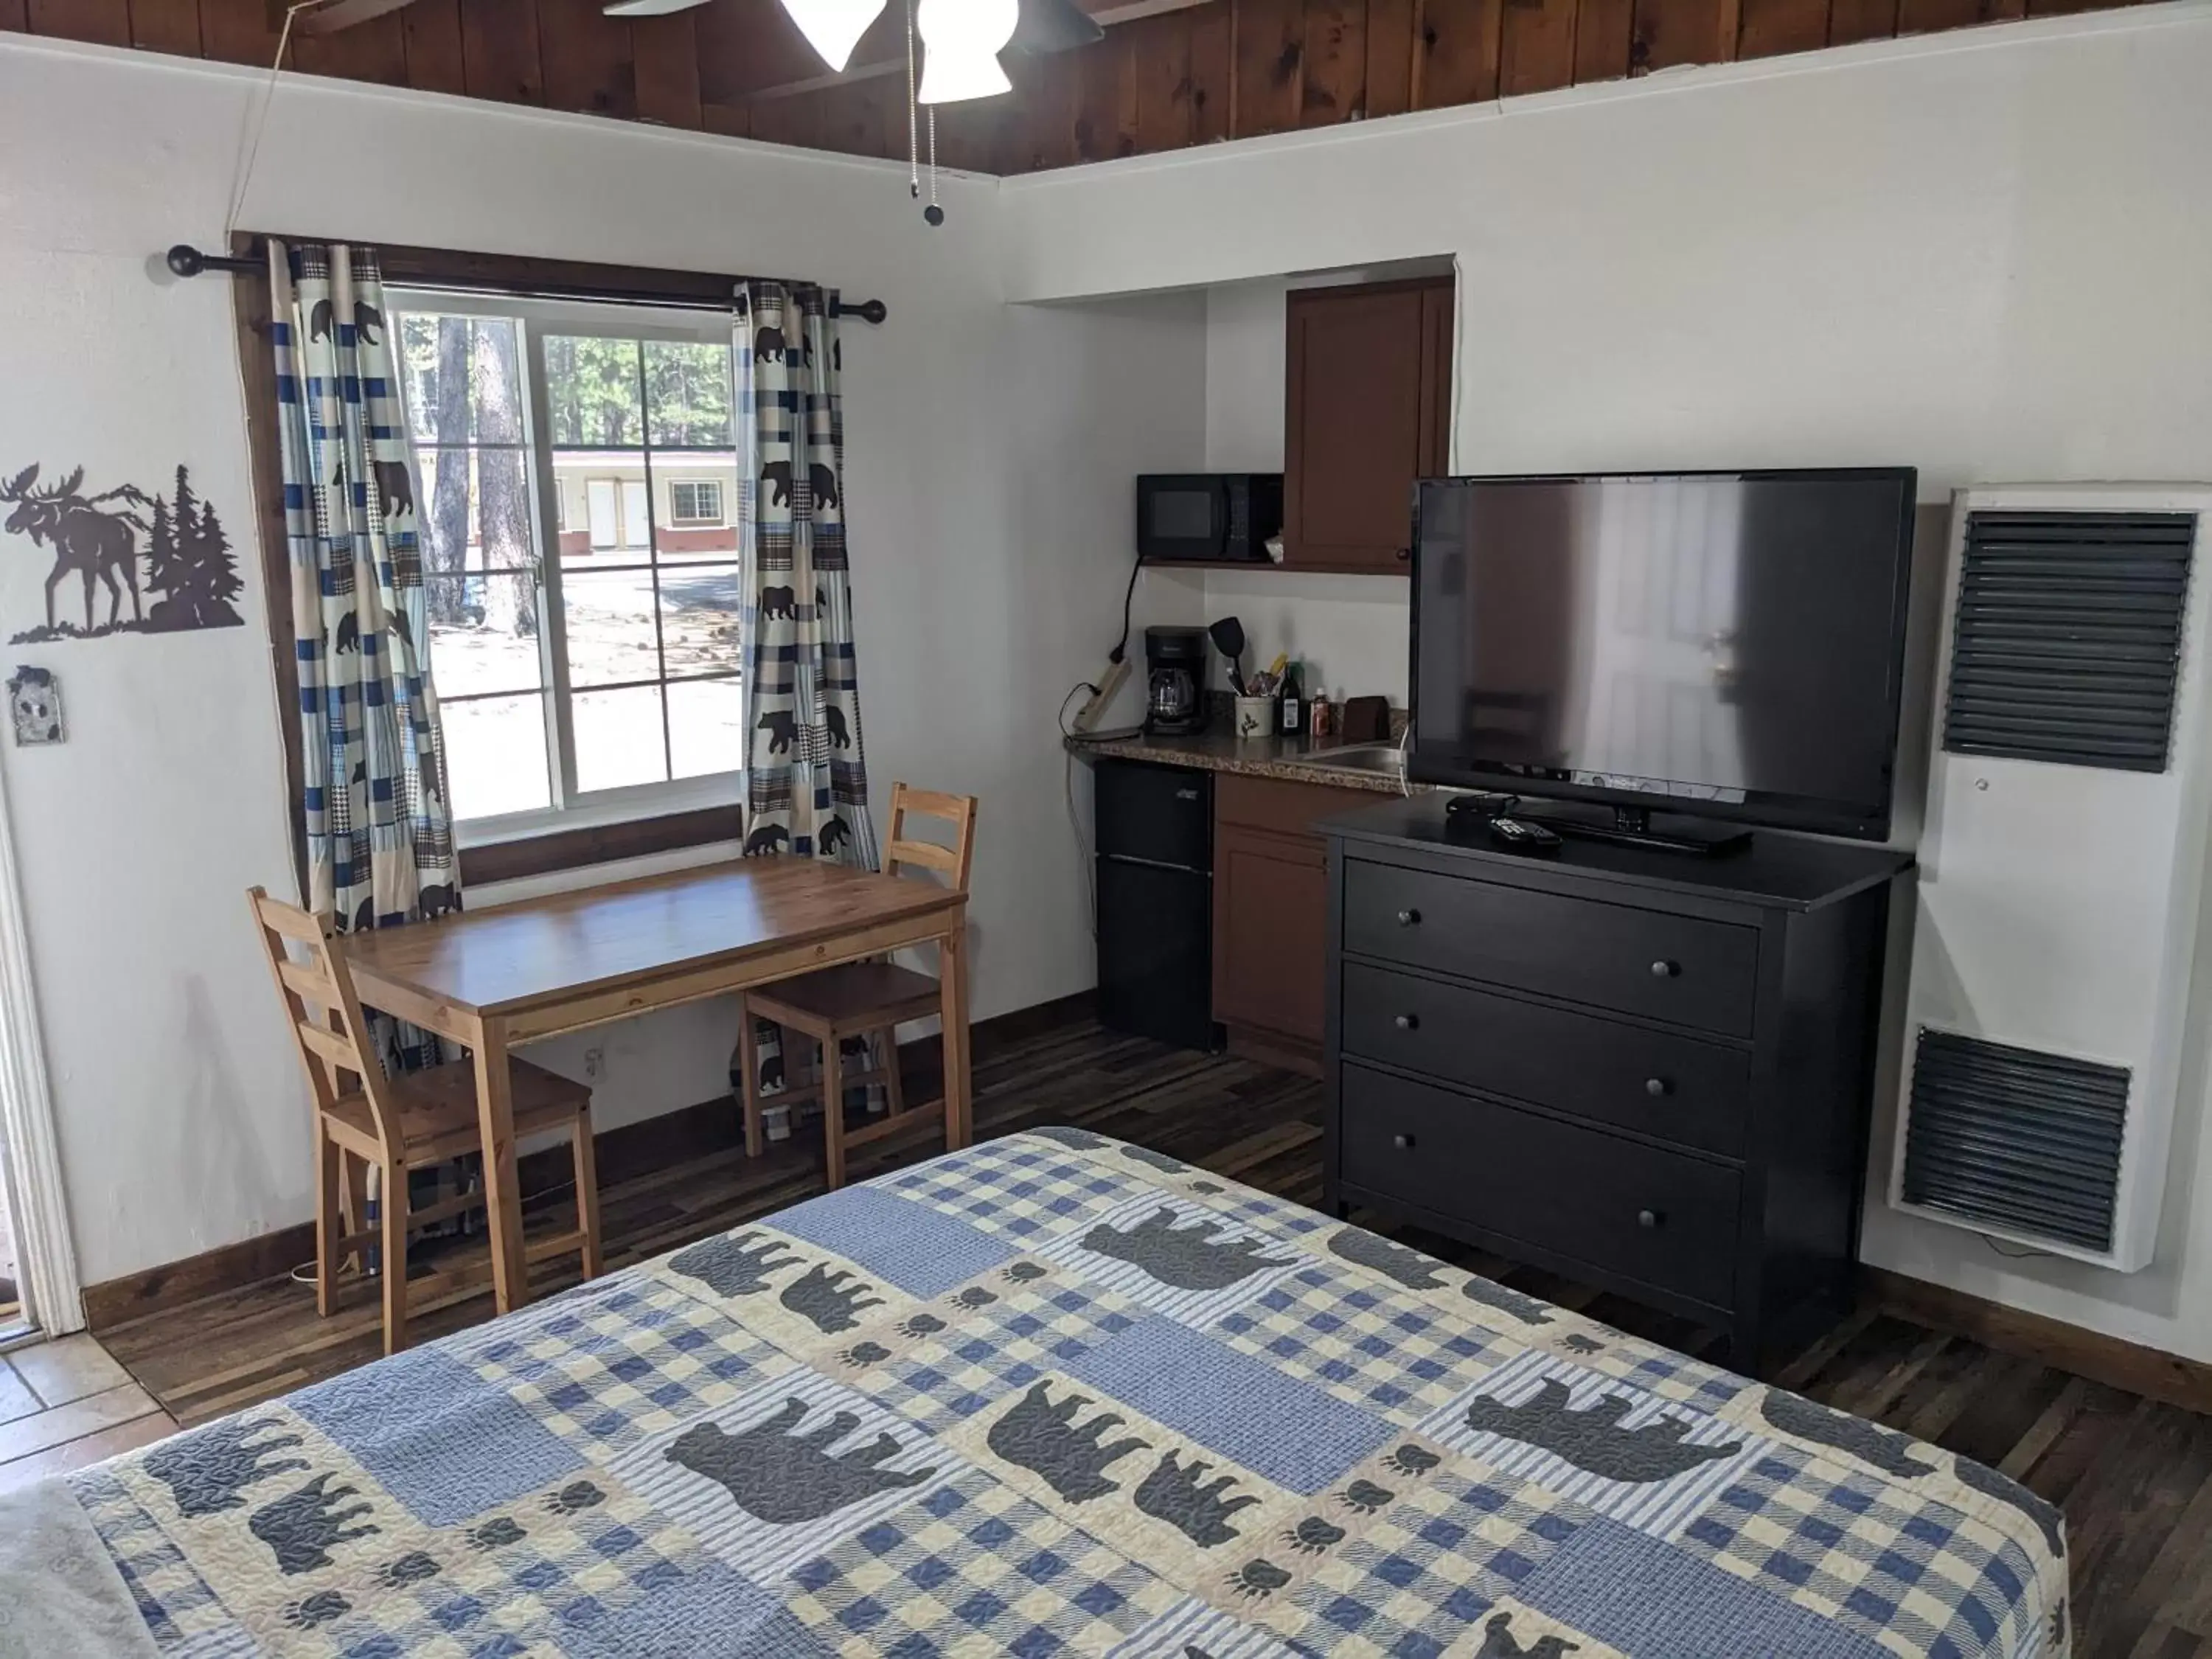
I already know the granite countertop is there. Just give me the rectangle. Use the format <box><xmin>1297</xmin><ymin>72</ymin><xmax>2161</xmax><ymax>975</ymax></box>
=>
<box><xmin>1061</xmin><ymin>724</ymin><xmax>1435</xmax><ymax>796</ymax></box>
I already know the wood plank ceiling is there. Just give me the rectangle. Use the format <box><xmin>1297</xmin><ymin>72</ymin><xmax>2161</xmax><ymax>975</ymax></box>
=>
<box><xmin>4</xmin><ymin>0</ymin><xmax>2153</xmax><ymax>176</ymax></box>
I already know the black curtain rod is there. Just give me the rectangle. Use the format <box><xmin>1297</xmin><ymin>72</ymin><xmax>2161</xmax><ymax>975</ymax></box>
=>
<box><xmin>163</xmin><ymin>243</ymin><xmax>888</xmax><ymax>325</ymax></box>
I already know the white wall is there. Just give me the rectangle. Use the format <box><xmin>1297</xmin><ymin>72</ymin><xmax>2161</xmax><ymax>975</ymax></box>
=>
<box><xmin>1001</xmin><ymin>2</ymin><xmax>2212</xmax><ymax>1360</ymax></box>
<box><xmin>0</xmin><ymin>36</ymin><xmax>1206</xmax><ymax>1283</ymax></box>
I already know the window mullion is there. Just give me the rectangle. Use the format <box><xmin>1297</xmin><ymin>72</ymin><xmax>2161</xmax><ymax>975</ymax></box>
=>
<box><xmin>523</xmin><ymin>318</ymin><xmax>580</xmax><ymax>809</ymax></box>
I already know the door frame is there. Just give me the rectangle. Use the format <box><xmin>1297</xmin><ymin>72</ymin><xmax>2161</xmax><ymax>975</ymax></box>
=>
<box><xmin>0</xmin><ymin>752</ymin><xmax>83</xmax><ymax>1337</ymax></box>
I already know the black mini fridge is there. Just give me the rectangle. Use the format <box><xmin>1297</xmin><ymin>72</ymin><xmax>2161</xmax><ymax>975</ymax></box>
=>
<box><xmin>1093</xmin><ymin>759</ymin><xmax>1216</xmax><ymax>1052</ymax></box>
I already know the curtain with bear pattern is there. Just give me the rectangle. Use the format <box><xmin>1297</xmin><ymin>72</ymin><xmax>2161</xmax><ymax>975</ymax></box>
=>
<box><xmin>270</xmin><ymin>240</ymin><xmax>459</xmax><ymax>1072</ymax></box>
<box><xmin>734</xmin><ymin>282</ymin><xmax>881</xmax><ymax>1133</ymax></box>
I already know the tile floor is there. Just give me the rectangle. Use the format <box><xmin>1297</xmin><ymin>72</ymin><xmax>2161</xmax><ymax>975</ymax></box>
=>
<box><xmin>0</xmin><ymin>1332</ymin><xmax>175</xmax><ymax>1493</ymax></box>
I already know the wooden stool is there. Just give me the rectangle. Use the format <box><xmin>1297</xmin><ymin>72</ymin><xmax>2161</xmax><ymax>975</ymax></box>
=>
<box><xmin>248</xmin><ymin>886</ymin><xmax>602</xmax><ymax>1354</ymax></box>
<box><xmin>740</xmin><ymin>784</ymin><xmax>978</xmax><ymax>1189</ymax></box>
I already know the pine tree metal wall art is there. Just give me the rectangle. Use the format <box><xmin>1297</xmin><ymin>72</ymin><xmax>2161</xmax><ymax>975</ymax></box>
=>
<box><xmin>1</xmin><ymin>462</ymin><xmax>243</xmax><ymax>642</ymax></box>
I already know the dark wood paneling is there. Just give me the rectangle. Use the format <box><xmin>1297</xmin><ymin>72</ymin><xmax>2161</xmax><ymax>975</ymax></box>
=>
<box><xmin>197</xmin><ymin>0</ymin><xmax>284</xmax><ymax>64</ymax></box>
<box><xmin>1500</xmin><ymin>0</ymin><xmax>1580</xmax><ymax>94</ymax></box>
<box><xmin>1233</xmin><ymin>0</ymin><xmax>1305</xmax><ymax>136</ymax></box>
<box><xmin>1571</xmin><ymin>0</ymin><xmax>1637</xmax><ymax>77</ymax></box>
<box><xmin>1188</xmin><ymin>0</ymin><xmax>1234</xmax><ymax>141</ymax></box>
<box><xmin>1132</xmin><ymin>9</ymin><xmax>1196</xmax><ymax>153</ymax></box>
<box><xmin>1897</xmin><ymin>0</ymin><xmax>2021</xmax><ymax>27</ymax></box>
<box><xmin>457</xmin><ymin>0</ymin><xmax>543</xmax><ymax>105</ymax></box>
<box><xmin>1363</xmin><ymin>0</ymin><xmax>1416</xmax><ymax>113</ymax></box>
<box><xmin>1301</xmin><ymin>0</ymin><xmax>1366</xmax><ymax>122</ymax></box>
<box><xmin>400</xmin><ymin>0</ymin><xmax>468</xmax><ymax>94</ymax></box>
<box><xmin>630</xmin><ymin>12</ymin><xmax>700</xmax><ymax>128</ymax></box>
<box><xmin>0</xmin><ymin>0</ymin><xmax>24</xmax><ymax>33</ymax></box>
<box><xmin>1414</xmin><ymin>0</ymin><xmax>1503</xmax><ymax>105</ymax></box>
<box><xmin>294</xmin><ymin>14</ymin><xmax>408</xmax><ymax>85</ymax></box>
<box><xmin>1632</xmin><ymin>0</ymin><xmax>1732</xmax><ymax>71</ymax></box>
<box><xmin>1076</xmin><ymin>25</ymin><xmax>1139</xmax><ymax>161</ymax></box>
<box><xmin>128</xmin><ymin>0</ymin><xmax>201</xmax><ymax>57</ymax></box>
<box><xmin>28</xmin><ymin>0</ymin><xmax>131</xmax><ymax>45</ymax></box>
<box><xmin>1828</xmin><ymin>0</ymin><xmax>1899</xmax><ymax>44</ymax></box>
<box><xmin>536</xmin><ymin>0</ymin><xmax>635</xmax><ymax>116</ymax></box>
<box><xmin>1737</xmin><ymin>0</ymin><xmax>1827</xmax><ymax>58</ymax></box>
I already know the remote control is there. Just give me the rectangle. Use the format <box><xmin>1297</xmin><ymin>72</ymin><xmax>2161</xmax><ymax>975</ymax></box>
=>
<box><xmin>1488</xmin><ymin>816</ymin><xmax>1562</xmax><ymax>852</ymax></box>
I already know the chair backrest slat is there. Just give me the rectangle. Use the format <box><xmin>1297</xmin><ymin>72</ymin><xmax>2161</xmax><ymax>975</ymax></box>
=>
<box><xmin>246</xmin><ymin>886</ymin><xmax>406</xmax><ymax>1152</ymax></box>
<box><xmin>884</xmin><ymin>782</ymin><xmax>978</xmax><ymax>895</ymax></box>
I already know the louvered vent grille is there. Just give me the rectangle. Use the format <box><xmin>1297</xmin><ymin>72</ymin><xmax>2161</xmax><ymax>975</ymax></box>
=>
<box><xmin>1900</xmin><ymin>1029</ymin><xmax>2128</xmax><ymax>1253</ymax></box>
<box><xmin>1942</xmin><ymin>511</ymin><xmax>2196</xmax><ymax>771</ymax></box>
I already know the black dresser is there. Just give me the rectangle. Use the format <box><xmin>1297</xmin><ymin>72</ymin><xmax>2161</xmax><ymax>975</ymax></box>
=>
<box><xmin>1321</xmin><ymin>796</ymin><xmax>1913</xmax><ymax>1370</ymax></box>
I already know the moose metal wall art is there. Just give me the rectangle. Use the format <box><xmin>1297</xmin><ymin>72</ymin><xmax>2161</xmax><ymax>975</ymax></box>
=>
<box><xmin>1</xmin><ymin>462</ymin><xmax>244</xmax><ymax>643</ymax></box>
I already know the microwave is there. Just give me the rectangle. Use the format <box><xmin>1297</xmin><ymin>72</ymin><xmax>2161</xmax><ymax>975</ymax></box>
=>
<box><xmin>1137</xmin><ymin>473</ymin><xmax>1283</xmax><ymax>563</ymax></box>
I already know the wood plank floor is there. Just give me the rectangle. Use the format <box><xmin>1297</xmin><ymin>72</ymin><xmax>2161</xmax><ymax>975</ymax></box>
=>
<box><xmin>98</xmin><ymin>1015</ymin><xmax>2207</xmax><ymax>1658</ymax></box>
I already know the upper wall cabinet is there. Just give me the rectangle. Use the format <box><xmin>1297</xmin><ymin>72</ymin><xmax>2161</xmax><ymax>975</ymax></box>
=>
<box><xmin>1282</xmin><ymin>277</ymin><xmax>1455</xmax><ymax>574</ymax></box>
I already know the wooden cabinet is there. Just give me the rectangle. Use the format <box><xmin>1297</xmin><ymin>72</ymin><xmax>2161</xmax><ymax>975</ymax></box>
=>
<box><xmin>1212</xmin><ymin>774</ymin><xmax>1373</xmax><ymax>1073</ymax></box>
<box><xmin>1283</xmin><ymin>276</ymin><xmax>1454</xmax><ymax>574</ymax></box>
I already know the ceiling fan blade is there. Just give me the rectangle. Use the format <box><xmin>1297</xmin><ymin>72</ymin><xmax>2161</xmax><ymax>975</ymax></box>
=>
<box><xmin>293</xmin><ymin>0</ymin><xmax>418</xmax><ymax>34</ymax></box>
<box><xmin>602</xmin><ymin>0</ymin><xmax>710</xmax><ymax>15</ymax></box>
<box><xmin>1007</xmin><ymin>0</ymin><xmax>1105</xmax><ymax>54</ymax></box>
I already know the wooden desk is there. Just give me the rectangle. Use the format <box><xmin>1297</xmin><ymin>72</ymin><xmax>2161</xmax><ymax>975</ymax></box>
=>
<box><xmin>339</xmin><ymin>855</ymin><xmax>970</xmax><ymax>1314</ymax></box>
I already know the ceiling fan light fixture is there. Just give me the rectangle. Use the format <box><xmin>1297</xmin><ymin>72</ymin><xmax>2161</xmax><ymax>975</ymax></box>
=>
<box><xmin>916</xmin><ymin>0</ymin><xmax>1018</xmax><ymax>103</ymax></box>
<box><xmin>777</xmin><ymin>0</ymin><xmax>887</xmax><ymax>72</ymax></box>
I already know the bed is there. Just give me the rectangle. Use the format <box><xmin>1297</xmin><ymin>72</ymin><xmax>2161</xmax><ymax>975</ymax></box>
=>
<box><xmin>32</xmin><ymin>1130</ymin><xmax>2067</xmax><ymax>1657</ymax></box>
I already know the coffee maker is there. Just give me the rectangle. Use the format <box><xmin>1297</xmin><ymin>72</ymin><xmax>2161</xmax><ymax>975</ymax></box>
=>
<box><xmin>1144</xmin><ymin>627</ymin><xmax>1209</xmax><ymax>734</ymax></box>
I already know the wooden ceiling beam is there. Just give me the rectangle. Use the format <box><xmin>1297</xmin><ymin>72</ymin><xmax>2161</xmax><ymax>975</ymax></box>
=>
<box><xmin>726</xmin><ymin>0</ymin><xmax>1215</xmax><ymax>103</ymax></box>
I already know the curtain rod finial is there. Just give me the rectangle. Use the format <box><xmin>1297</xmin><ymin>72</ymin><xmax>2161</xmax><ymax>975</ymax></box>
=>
<box><xmin>166</xmin><ymin>244</ymin><xmax>207</xmax><ymax>279</ymax></box>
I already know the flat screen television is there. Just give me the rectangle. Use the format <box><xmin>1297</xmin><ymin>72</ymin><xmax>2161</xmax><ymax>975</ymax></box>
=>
<box><xmin>1410</xmin><ymin>469</ymin><xmax>1917</xmax><ymax>844</ymax></box>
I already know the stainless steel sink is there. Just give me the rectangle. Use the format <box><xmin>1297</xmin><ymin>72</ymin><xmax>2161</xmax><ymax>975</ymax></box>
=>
<box><xmin>1304</xmin><ymin>743</ymin><xmax>1407</xmax><ymax>776</ymax></box>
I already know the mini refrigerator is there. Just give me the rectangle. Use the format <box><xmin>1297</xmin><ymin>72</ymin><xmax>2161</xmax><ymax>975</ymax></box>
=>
<box><xmin>1093</xmin><ymin>759</ymin><xmax>1216</xmax><ymax>1052</ymax></box>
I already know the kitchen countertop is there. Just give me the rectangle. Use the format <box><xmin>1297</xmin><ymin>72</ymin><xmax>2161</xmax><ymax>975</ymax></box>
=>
<box><xmin>1061</xmin><ymin>725</ymin><xmax>1433</xmax><ymax>795</ymax></box>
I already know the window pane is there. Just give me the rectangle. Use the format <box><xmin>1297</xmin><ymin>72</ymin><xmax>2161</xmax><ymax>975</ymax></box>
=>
<box><xmin>563</xmin><ymin>568</ymin><xmax>661</xmax><ymax>688</ymax></box>
<box><xmin>396</xmin><ymin>312</ymin><xmax>526</xmax><ymax>445</ymax></box>
<box><xmin>658</xmin><ymin>563</ymin><xmax>742</xmax><ymax>678</ymax></box>
<box><xmin>574</xmin><ymin>685</ymin><xmax>669</xmax><ymax>793</ymax></box>
<box><xmin>415</xmin><ymin>446</ymin><xmax>473</xmax><ymax>577</ymax></box>
<box><xmin>545</xmin><ymin>336</ymin><xmax>643</xmax><ymax>447</ymax></box>
<box><xmin>425</xmin><ymin>574</ymin><xmax>542</xmax><ymax>698</ymax></box>
<box><xmin>442</xmin><ymin>694</ymin><xmax>551</xmax><ymax>819</ymax></box>
<box><xmin>656</xmin><ymin>454</ymin><xmax>742</xmax><ymax>560</ymax></box>
<box><xmin>645</xmin><ymin>339</ymin><xmax>735</xmax><ymax>449</ymax></box>
<box><xmin>417</xmin><ymin>448</ymin><xmax>538</xmax><ymax>580</ymax></box>
<box><xmin>667</xmin><ymin>678</ymin><xmax>745</xmax><ymax>780</ymax></box>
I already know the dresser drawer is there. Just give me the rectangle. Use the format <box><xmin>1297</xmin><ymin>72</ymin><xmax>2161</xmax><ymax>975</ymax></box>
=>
<box><xmin>1340</xmin><ymin>965</ymin><xmax>1750</xmax><ymax>1158</ymax></box>
<box><xmin>1338</xmin><ymin>1064</ymin><xmax>1742</xmax><ymax>1309</ymax></box>
<box><xmin>1341</xmin><ymin>859</ymin><xmax>1760</xmax><ymax>1037</ymax></box>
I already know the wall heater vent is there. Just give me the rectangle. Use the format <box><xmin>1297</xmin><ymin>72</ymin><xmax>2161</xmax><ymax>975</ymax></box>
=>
<box><xmin>1942</xmin><ymin>510</ymin><xmax>2193</xmax><ymax>771</ymax></box>
<box><xmin>1891</xmin><ymin>484</ymin><xmax>2212</xmax><ymax>1271</ymax></box>
<box><xmin>1899</xmin><ymin>1029</ymin><xmax>2129</xmax><ymax>1253</ymax></box>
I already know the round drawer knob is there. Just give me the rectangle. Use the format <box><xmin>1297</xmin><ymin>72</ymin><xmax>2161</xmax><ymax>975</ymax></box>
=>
<box><xmin>1638</xmin><ymin>1208</ymin><xmax>1661</xmax><ymax>1229</ymax></box>
<box><xmin>1393</xmin><ymin>1133</ymin><xmax>1416</xmax><ymax>1151</ymax></box>
<box><xmin>1397</xmin><ymin>908</ymin><xmax>1421</xmax><ymax>927</ymax></box>
<box><xmin>1394</xmin><ymin>1013</ymin><xmax>1419</xmax><ymax>1032</ymax></box>
<box><xmin>1649</xmin><ymin>959</ymin><xmax>1678</xmax><ymax>978</ymax></box>
<box><xmin>1644</xmin><ymin>1077</ymin><xmax>1670</xmax><ymax>1098</ymax></box>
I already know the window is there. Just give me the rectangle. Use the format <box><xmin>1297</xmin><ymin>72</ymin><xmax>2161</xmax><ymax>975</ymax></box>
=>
<box><xmin>670</xmin><ymin>479</ymin><xmax>724</xmax><ymax>526</ymax></box>
<box><xmin>391</xmin><ymin>295</ymin><xmax>745</xmax><ymax>833</ymax></box>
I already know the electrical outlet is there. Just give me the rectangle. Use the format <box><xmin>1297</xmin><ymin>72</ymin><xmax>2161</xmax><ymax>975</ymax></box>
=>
<box><xmin>1073</xmin><ymin>658</ymin><xmax>1131</xmax><ymax>732</ymax></box>
<box><xmin>582</xmin><ymin>1046</ymin><xmax>605</xmax><ymax>1082</ymax></box>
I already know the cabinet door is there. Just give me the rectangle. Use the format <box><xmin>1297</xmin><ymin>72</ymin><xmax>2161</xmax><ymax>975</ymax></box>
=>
<box><xmin>1283</xmin><ymin>277</ymin><xmax>1453</xmax><ymax>572</ymax></box>
<box><xmin>1212</xmin><ymin>821</ymin><xmax>1329</xmax><ymax>1047</ymax></box>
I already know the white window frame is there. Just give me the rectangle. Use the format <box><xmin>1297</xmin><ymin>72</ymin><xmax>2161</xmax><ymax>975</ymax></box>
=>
<box><xmin>669</xmin><ymin>478</ymin><xmax>725</xmax><ymax>526</ymax></box>
<box><xmin>387</xmin><ymin>289</ymin><xmax>745</xmax><ymax>849</ymax></box>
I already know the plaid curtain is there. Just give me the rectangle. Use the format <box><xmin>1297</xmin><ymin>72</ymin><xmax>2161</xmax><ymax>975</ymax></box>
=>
<box><xmin>269</xmin><ymin>240</ymin><xmax>459</xmax><ymax>1074</ymax></box>
<box><xmin>733</xmin><ymin>282</ymin><xmax>881</xmax><ymax>1136</ymax></box>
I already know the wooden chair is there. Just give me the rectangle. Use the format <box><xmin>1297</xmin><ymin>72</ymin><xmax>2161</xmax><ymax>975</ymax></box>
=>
<box><xmin>740</xmin><ymin>784</ymin><xmax>978</xmax><ymax>1190</ymax></box>
<box><xmin>248</xmin><ymin>886</ymin><xmax>602</xmax><ymax>1354</ymax></box>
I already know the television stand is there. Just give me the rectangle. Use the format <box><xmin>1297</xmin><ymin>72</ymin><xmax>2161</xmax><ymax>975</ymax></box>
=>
<box><xmin>1445</xmin><ymin>796</ymin><xmax>1750</xmax><ymax>856</ymax></box>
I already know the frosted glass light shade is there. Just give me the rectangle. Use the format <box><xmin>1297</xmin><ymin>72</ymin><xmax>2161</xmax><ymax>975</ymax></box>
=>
<box><xmin>778</xmin><ymin>0</ymin><xmax>887</xmax><ymax>72</ymax></box>
<box><xmin>916</xmin><ymin>0</ymin><xmax>1018</xmax><ymax>103</ymax></box>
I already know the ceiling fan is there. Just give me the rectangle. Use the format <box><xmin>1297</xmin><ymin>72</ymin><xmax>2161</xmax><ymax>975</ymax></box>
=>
<box><xmin>596</xmin><ymin>0</ymin><xmax>1106</xmax><ymax>102</ymax></box>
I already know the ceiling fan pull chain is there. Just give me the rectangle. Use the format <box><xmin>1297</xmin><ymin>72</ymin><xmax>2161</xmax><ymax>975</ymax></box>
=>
<box><xmin>925</xmin><ymin>107</ymin><xmax>943</xmax><ymax>227</ymax></box>
<box><xmin>905</xmin><ymin>0</ymin><xmax>920</xmax><ymax>199</ymax></box>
